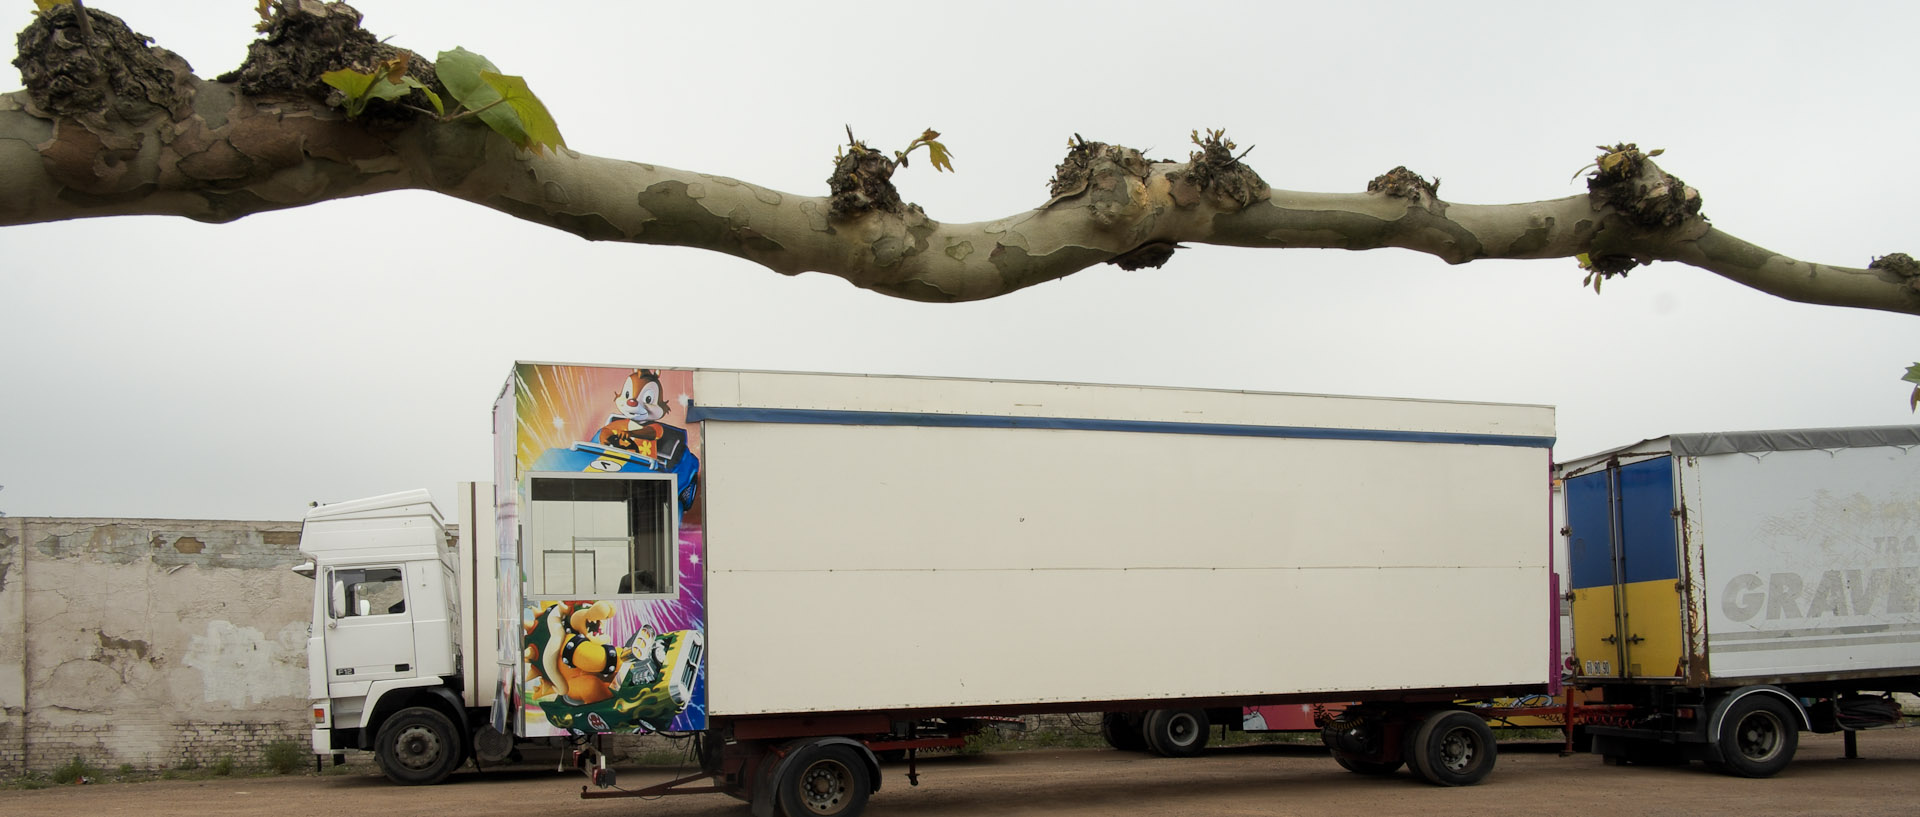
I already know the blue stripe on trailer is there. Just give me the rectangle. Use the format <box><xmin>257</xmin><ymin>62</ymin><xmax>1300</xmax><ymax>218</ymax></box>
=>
<box><xmin>685</xmin><ymin>405</ymin><xmax>1555</xmax><ymax>449</ymax></box>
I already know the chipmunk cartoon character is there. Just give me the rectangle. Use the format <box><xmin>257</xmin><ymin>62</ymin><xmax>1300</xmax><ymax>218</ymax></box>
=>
<box><xmin>531</xmin><ymin>368</ymin><xmax>701</xmax><ymax>512</ymax></box>
<box><xmin>523</xmin><ymin>601</ymin><xmax>620</xmax><ymax>706</ymax></box>
<box><xmin>596</xmin><ymin>370</ymin><xmax>672</xmax><ymax>459</ymax></box>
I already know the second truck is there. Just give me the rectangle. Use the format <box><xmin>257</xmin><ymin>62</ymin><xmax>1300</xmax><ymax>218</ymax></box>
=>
<box><xmin>1561</xmin><ymin>426</ymin><xmax>1920</xmax><ymax>776</ymax></box>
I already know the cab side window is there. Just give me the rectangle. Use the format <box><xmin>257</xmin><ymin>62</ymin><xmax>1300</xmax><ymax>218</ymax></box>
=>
<box><xmin>338</xmin><ymin>567</ymin><xmax>406</xmax><ymax>617</ymax></box>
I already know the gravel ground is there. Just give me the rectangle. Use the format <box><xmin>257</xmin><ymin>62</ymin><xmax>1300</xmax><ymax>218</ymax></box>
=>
<box><xmin>5</xmin><ymin>729</ymin><xmax>1919</xmax><ymax>817</ymax></box>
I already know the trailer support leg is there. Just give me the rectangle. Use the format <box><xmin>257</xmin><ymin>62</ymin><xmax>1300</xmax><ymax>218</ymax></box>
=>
<box><xmin>1844</xmin><ymin>730</ymin><xmax>1859</xmax><ymax>760</ymax></box>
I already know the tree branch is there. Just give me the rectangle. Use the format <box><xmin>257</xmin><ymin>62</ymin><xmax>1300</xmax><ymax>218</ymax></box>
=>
<box><xmin>5</xmin><ymin>2</ymin><xmax>1919</xmax><ymax>315</ymax></box>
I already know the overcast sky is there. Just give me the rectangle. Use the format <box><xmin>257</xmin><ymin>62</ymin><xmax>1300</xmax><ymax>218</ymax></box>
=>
<box><xmin>5</xmin><ymin>1</ymin><xmax>1919</xmax><ymax>520</ymax></box>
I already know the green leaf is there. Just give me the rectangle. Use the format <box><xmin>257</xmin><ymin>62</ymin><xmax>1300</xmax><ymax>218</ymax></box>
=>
<box><xmin>437</xmin><ymin>47</ymin><xmax>565</xmax><ymax>153</ymax></box>
<box><xmin>401</xmin><ymin>77</ymin><xmax>445</xmax><ymax>117</ymax></box>
<box><xmin>319</xmin><ymin>58</ymin><xmax>438</xmax><ymax>119</ymax></box>
<box><xmin>437</xmin><ymin>48</ymin><xmax>507</xmax><ymax>113</ymax></box>
<box><xmin>481</xmin><ymin>71</ymin><xmax>566</xmax><ymax>154</ymax></box>
<box><xmin>1905</xmin><ymin>363</ymin><xmax>1920</xmax><ymax>411</ymax></box>
<box><xmin>362</xmin><ymin>77</ymin><xmax>415</xmax><ymax>105</ymax></box>
<box><xmin>320</xmin><ymin>68</ymin><xmax>378</xmax><ymax>117</ymax></box>
<box><xmin>34</xmin><ymin>0</ymin><xmax>69</xmax><ymax>12</ymax></box>
<box><xmin>925</xmin><ymin>139</ymin><xmax>954</xmax><ymax>173</ymax></box>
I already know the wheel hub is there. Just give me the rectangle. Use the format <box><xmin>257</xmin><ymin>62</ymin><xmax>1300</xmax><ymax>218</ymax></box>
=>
<box><xmin>1169</xmin><ymin>717</ymin><xmax>1197</xmax><ymax>744</ymax></box>
<box><xmin>1737</xmin><ymin>714</ymin><xmax>1781</xmax><ymax>760</ymax></box>
<box><xmin>395</xmin><ymin>725</ymin><xmax>442</xmax><ymax>770</ymax></box>
<box><xmin>1438</xmin><ymin>727</ymin><xmax>1476</xmax><ymax>772</ymax></box>
<box><xmin>801</xmin><ymin>761</ymin><xmax>851</xmax><ymax>813</ymax></box>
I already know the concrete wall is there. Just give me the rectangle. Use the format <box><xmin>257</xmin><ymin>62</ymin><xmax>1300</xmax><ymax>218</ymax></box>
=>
<box><xmin>0</xmin><ymin>516</ymin><xmax>312</xmax><ymax>774</ymax></box>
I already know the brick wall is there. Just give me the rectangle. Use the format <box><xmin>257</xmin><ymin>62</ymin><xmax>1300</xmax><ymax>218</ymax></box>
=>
<box><xmin>0</xmin><ymin>517</ymin><xmax>314</xmax><ymax>774</ymax></box>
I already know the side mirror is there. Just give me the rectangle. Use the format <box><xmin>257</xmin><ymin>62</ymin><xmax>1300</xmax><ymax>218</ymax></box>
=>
<box><xmin>330</xmin><ymin>579</ymin><xmax>348</xmax><ymax>621</ymax></box>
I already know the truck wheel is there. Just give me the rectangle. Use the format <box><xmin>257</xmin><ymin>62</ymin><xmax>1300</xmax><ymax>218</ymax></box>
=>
<box><xmin>374</xmin><ymin>706</ymin><xmax>465</xmax><ymax>785</ymax></box>
<box><xmin>1405</xmin><ymin>710</ymin><xmax>1496</xmax><ymax>786</ymax></box>
<box><xmin>776</xmin><ymin>742</ymin><xmax>871</xmax><ymax>817</ymax></box>
<box><xmin>1142</xmin><ymin>709</ymin><xmax>1210</xmax><ymax>758</ymax></box>
<box><xmin>1715</xmin><ymin>695</ymin><xmax>1798</xmax><ymax>778</ymax></box>
<box><xmin>473</xmin><ymin>724</ymin><xmax>515</xmax><ymax>763</ymax></box>
<box><xmin>1101</xmin><ymin>712</ymin><xmax>1148</xmax><ymax>752</ymax></box>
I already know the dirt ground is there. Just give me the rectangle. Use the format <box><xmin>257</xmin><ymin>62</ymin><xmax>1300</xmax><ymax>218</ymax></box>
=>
<box><xmin>7</xmin><ymin>730</ymin><xmax>1920</xmax><ymax>817</ymax></box>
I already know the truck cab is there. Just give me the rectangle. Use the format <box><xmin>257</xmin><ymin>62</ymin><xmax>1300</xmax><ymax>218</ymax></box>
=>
<box><xmin>297</xmin><ymin>490</ymin><xmax>471</xmax><ymax>783</ymax></box>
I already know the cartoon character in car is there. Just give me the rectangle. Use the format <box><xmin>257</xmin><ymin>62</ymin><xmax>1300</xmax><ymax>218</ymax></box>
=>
<box><xmin>531</xmin><ymin>369</ymin><xmax>700</xmax><ymax>511</ymax></box>
<box><xmin>533</xmin><ymin>612</ymin><xmax>707</xmax><ymax>734</ymax></box>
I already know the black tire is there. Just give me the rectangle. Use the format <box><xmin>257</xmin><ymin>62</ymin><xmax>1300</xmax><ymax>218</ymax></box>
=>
<box><xmin>374</xmin><ymin>706</ymin><xmax>465</xmax><ymax>785</ymax></box>
<box><xmin>1331</xmin><ymin>750</ymin><xmax>1405</xmax><ymax>776</ymax></box>
<box><xmin>1406</xmin><ymin>710</ymin><xmax>1497</xmax><ymax>786</ymax></box>
<box><xmin>1143</xmin><ymin>709</ymin><xmax>1210</xmax><ymax>758</ymax></box>
<box><xmin>1401</xmin><ymin>715</ymin><xmax>1432</xmax><ymax>784</ymax></box>
<box><xmin>1101</xmin><ymin>712</ymin><xmax>1148</xmax><ymax>753</ymax></box>
<box><xmin>776</xmin><ymin>742</ymin><xmax>872</xmax><ymax>817</ymax></box>
<box><xmin>1715</xmin><ymin>695</ymin><xmax>1798</xmax><ymax>778</ymax></box>
<box><xmin>473</xmin><ymin>724</ymin><xmax>515</xmax><ymax>763</ymax></box>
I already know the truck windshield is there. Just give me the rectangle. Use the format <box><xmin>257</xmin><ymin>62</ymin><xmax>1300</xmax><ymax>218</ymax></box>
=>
<box><xmin>527</xmin><ymin>475</ymin><xmax>676</xmax><ymax>597</ymax></box>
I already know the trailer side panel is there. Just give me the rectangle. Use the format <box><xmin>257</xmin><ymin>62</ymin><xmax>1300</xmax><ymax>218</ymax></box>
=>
<box><xmin>697</xmin><ymin>377</ymin><xmax>1553</xmax><ymax>716</ymax></box>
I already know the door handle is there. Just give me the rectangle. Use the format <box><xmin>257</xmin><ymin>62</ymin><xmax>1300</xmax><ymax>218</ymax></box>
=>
<box><xmin>1627</xmin><ymin>634</ymin><xmax>1645</xmax><ymax>645</ymax></box>
<box><xmin>1601</xmin><ymin>634</ymin><xmax>1618</xmax><ymax>645</ymax></box>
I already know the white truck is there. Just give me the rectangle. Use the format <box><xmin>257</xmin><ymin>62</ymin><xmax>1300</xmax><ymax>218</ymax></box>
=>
<box><xmin>1561</xmin><ymin>426</ymin><xmax>1920</xmax><ymax>776</ymax></box>
<box><xmin>298</xmin><ymin>363</ymin><xmax>1559</xmax><ymax>812</ymax></box>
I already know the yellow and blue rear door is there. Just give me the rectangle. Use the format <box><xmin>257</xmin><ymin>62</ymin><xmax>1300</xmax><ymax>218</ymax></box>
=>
<box><xmin>1566</xmin><ymin>456</ymin><xmax>1686</xmax><ymax>680</ymax></box>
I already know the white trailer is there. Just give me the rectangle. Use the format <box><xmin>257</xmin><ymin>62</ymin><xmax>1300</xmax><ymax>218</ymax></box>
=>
<box><xmin>300</xmin><ymin>364</ymin><xmax>1558</xmax><ymax>812</ymax></box>
<box><xmin>1561</xmin><ymin>426</ymin><xmax>1920</xmax><ymax>776</ymax></box>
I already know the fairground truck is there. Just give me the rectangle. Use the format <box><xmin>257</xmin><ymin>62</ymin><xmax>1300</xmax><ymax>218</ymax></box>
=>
<box><xmin>298</xmin><ymin>363</ymin><xmax>1561</xmax><ymax>814</ymax></box>
<box><xmin>1560</xmin><ymin>426</ymin><xmax>1920</xmax><ymax>776</ymax></box>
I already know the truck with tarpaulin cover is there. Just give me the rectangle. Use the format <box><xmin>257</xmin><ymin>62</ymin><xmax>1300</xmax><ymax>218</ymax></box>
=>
<box><xmin>298</xmin><ymin>363</ymin><xmax>1560</xmax><ymax>814</ymax></box>
<box><xmin>1561</xmin><ymin>425</ymin><xmax>1920</xmax><ymax>776</ymax></box>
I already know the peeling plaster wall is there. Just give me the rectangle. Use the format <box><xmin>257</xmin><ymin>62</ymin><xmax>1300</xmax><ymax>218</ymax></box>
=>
<box><xmin>0</xmin><ymin>516</ymin><xmax>312</xmax><ymax>774</ymax></box>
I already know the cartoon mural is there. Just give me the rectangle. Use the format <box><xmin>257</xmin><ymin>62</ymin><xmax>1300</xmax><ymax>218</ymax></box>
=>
<box><xmin>523</xmin><ymin>600</ymin><xmax>706</xmax><ymax>734</ymax></box>
<box><xmin>503</xmin><ymin>363</ymin><xmax>708</xmax><ymax>737</ymax></box>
